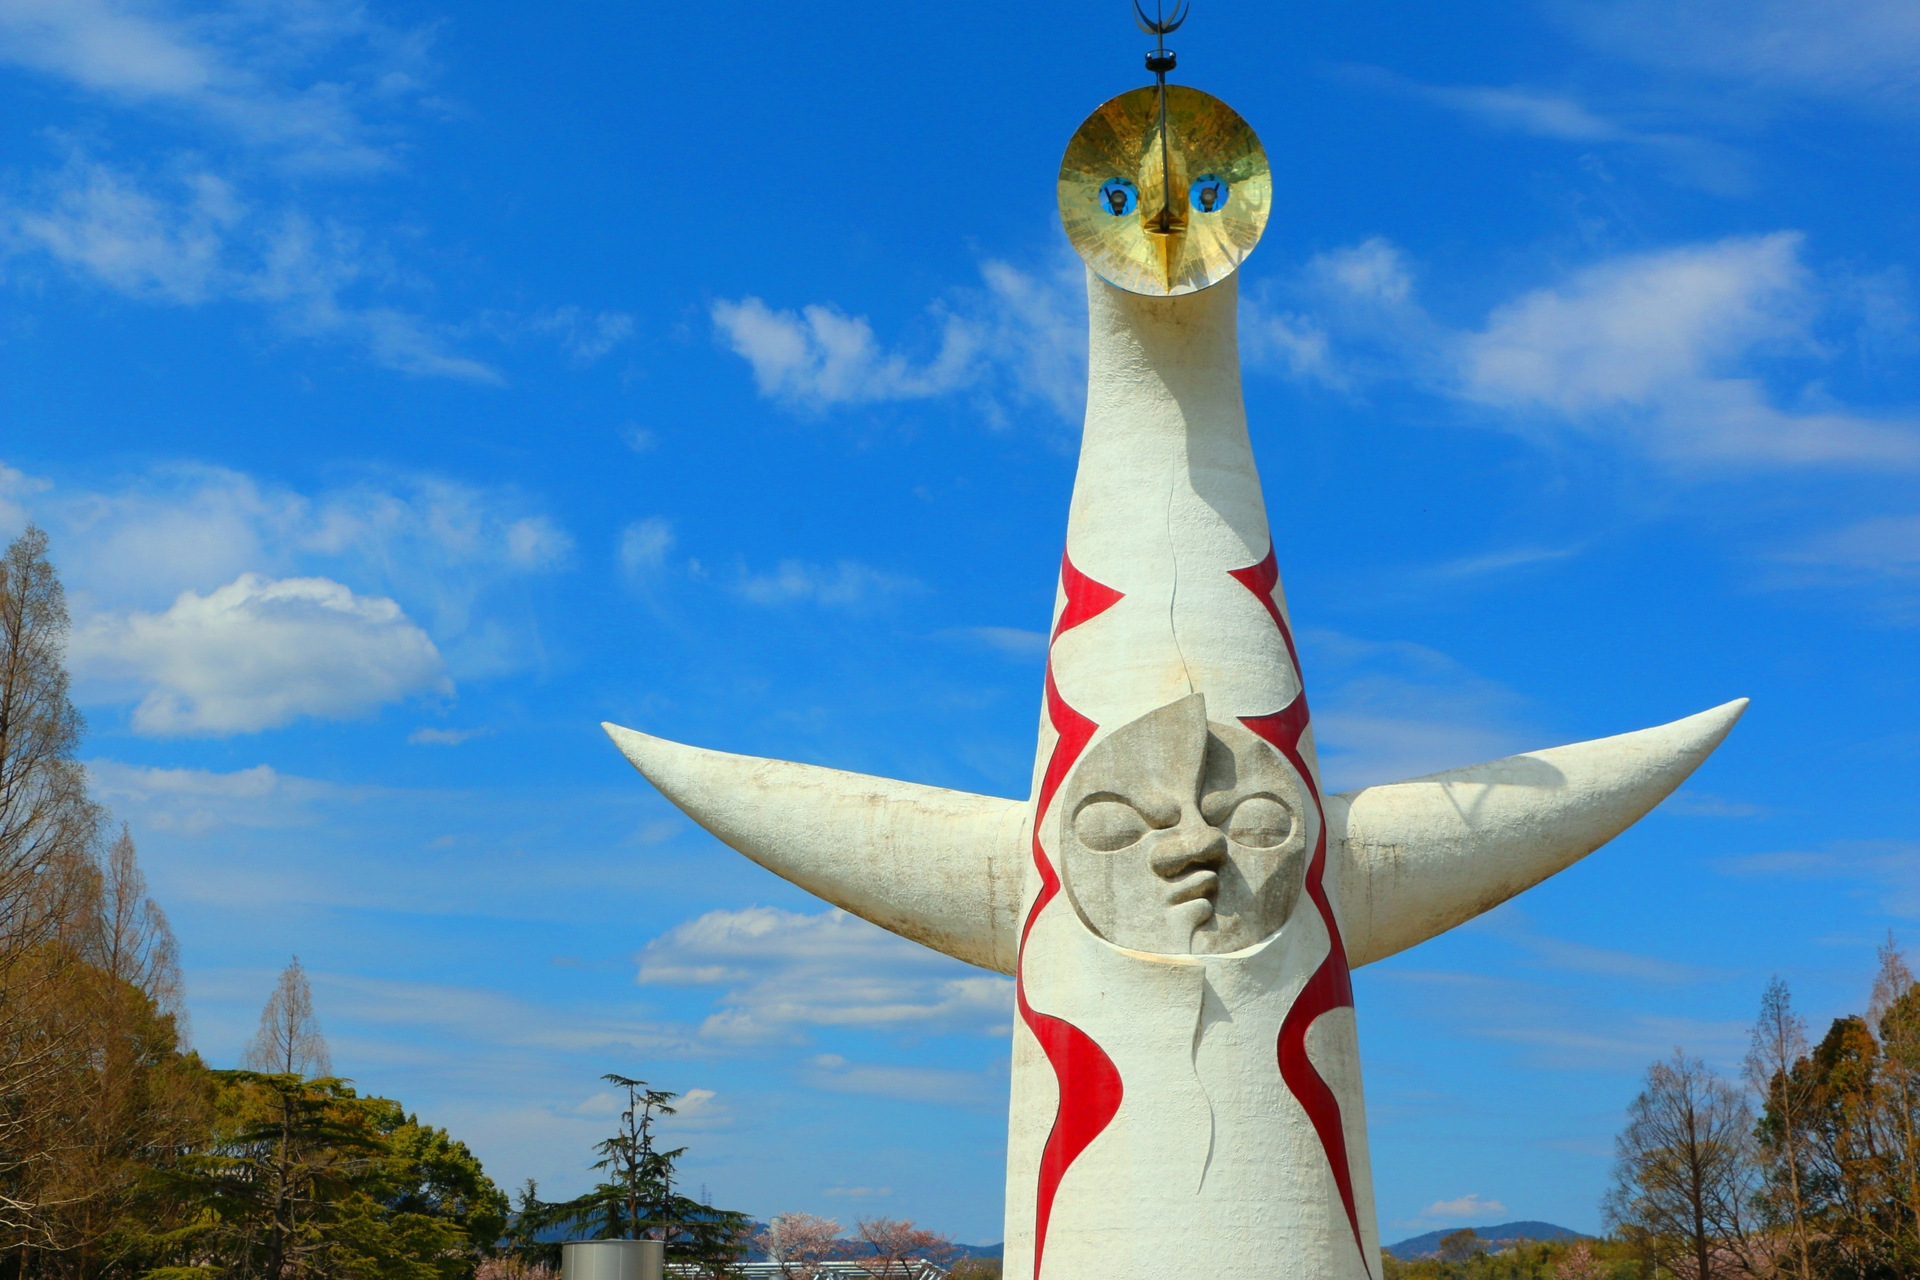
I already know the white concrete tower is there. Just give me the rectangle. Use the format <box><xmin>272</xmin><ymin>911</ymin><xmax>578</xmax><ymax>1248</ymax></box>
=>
<box><xmin>602</xmin><ymin>31</ymin><xmax>1746</xmax><ymax>1280</ymax></box>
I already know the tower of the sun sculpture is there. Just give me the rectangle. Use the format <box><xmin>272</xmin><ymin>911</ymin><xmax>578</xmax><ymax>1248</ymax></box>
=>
<box><xmin>605</xmin><ymin>10</ymin><xmax>1745</xmax><ymax>1280</ymax></box>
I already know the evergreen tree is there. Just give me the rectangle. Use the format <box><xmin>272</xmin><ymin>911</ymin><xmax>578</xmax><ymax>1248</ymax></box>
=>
<box><xmin>522</xmin><ymin>1076</ymin><xmax>746</xmax><ymax>1277</ymax></box>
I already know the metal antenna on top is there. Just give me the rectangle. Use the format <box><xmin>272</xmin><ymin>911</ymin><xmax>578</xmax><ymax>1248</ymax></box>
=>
<box><xmin>1133</xmin><ymin>0</ymin><xmax>1190</xmax><ymax>236</ymax></box>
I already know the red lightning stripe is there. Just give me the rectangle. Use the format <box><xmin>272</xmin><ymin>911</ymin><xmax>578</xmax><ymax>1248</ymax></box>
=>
<box><xmin>1017</xmin><ymin>551</ymin><xmax>1124</xmax><ymax>1280</ymax></box>
<box><xmin>1234</xmin><ymin>549</ymin><xmax>1371</xmax><ymax>1276</ymax></box>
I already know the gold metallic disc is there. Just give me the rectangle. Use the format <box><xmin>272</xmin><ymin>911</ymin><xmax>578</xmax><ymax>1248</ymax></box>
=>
<box><xmin>1058</xmin><ymin>84</ymin><xmax>1271</xmax><ymax>297</ymax></box>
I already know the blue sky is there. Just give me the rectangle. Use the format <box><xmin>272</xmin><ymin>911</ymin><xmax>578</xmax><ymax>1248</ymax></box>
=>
<box><xmin>3</xmin><ymin>0</ymin><xmax>1918</xmax><ymax>1248</ymax></box>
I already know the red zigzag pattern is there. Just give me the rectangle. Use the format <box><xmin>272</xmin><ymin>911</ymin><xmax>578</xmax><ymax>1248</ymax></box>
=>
<box><xmin>1017</xmin><ymin>552</ymin><xmax>1124</xmax><ymax>1280</ymax></box>
<box><xmin>1232</xmin><ymin>547</ymin><xmax>1371</xmax><ymax>1276</ymax></box>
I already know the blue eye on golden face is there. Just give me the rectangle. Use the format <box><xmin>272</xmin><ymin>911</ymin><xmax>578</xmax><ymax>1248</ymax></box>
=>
<box><xmin>1098</xmin><ymin>178</ymin><xmax>1139</xmax><ymax>216</ymax></box>
<box><xmin>1189</xmin><ymin>174</ymin><xmax>1228</xmax><ymax>213</ymax></box>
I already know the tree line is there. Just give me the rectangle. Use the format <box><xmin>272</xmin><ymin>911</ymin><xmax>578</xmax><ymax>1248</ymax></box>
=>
<box><xmin>0</xmin><ymin>526</ymin><xmax>524</xmax><ymax>1280</ymax></box>
<box><xmin>1606</xmin><ymin>944</ymin><xmax>1920</xmax><ymax>1280</ymax></box>
<box><xmin>0</xmin><ymin>528</ymin><xmax>781</xmax><ymax>1280</ymax></box>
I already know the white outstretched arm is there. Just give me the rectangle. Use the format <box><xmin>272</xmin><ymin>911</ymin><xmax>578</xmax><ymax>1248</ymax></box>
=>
<box><xmin>603</xmin><ymin>723</ymin><xmax>1029</xmax><ymax>973</ymax></box>
<box><xmin>1332</xmin><ymin>699</ymin><xmax>1748</xmax><ymax>968</ymax></box>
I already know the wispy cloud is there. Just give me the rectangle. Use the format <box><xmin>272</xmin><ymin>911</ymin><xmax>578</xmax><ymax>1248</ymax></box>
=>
<box><xmin>87</xmin><ymin>757</ymin><xmax>345</xmax><ymax>835</ymax></box>
<box><xmin>733</xmin><ymin>559</ymin><xmax>922</xmax><ymax>610</ymax></box>
<box><xmin>1720</xmin><ymin>840</ymin><xmax>1920</xmax><ymax>916</ymax></box>
<box><xmin>1304</xmin><ymin>630</ymin><xmax>1532</xmax><ymax>792</ymax></box>
<box><xmin>1428</xmin><ymin>544</ymin><xmax>1587</xmax><ymax>581</ymax></box>
<box><xmin>619</xmin><ymin>518</ymin><xmax>676</xmax><ymax>583</ymax></box>
<box><xmin>1374</xmin><ymin>967</ymin><xmax>1751</xmax><ymax>1071</ymax></box>
<box><xmin>1472</xmin><ymin>908</ymin><xmax>1715</xmax><ymax>984</ymax></box>
<box><xmin>1252</xmin><ymin>232</ymin><xmax>1920</xmax><ymax>471</ymax></box>
<box><xmin>636</xmin><ymin>907</ymin><xmax>1014</xmax><ymax>1043</ymax></box>
<box><xmin>711</xmin><ymin>296</ymin><xmax>979</xmax><ymax>409</ymax></box>
<box><xmin>940</xmin><ymin>626</ymin><xmax>1048</xmax><ymax>658</ymax></box>
<box><xmin>1765</xmin><ymin>513</ymin><xmax>1920</xmax><ymax>623</ymax></box>
<box><xmin>1563</xmin><ymin>0</ymin><xmax>1920</xmax><ymax>110</ymax></box>
<box><xmin>5</xmin><ymin>458</ymin><xmax>574</xmax><ymax>704</ymax></box>
<box><xmin>821</xmin><ymin>1182</ymin><xmax>894</xmax><ymax>1199</ymax></box>
<box><xmin>1341</xmin><ymin>66</ymin><xmax>1748</xmax><ymax>192</ymax></box>
<box><xmin>1418</xmin><ymin>1193</ymin><xmax>1507</xmax><ymax>1221</ymax></box>
<box><xmin>805</xmin><ymin>1054</ymin><xmax>1007</xmax><ymax>1110</ymax></box>
<box><xmin>0</xmin><ymin>0</ymin><xmax>434</xmax><ymax>172</ymax></box>
<box><xmin>712</xmin><ymin>256</ymin><xmax>1088</xmax><ymax>424</ymax></box>
<box><xmin>408</xmin><ymin>726</ymin><xmax>490</xmax><ymax>746</ymax></box>
<box><xmin>0</xmin><ymin>3</ymin><xmax>623</xmax><ymax>380</ymax></box>
<box><xmin>1659</xmin><ymin>789</ymin><xmax>1771</xmax><ymax>818</ymax></box>
<box><xmin>5</xmin><ymin>154</ymin><xmax>500</xmax><ymax>381</ymax></box>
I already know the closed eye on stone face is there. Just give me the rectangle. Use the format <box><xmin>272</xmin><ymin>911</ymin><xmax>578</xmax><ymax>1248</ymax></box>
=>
<box><xmin>1223</xmin><ymin>794</ymin><xmax>1294</xmax><ymax>849</ymax></box>
<box><xmin>1073</xmin><ymin>796</ymin><xmax>1151</xmax><ymax>852</ymax></box>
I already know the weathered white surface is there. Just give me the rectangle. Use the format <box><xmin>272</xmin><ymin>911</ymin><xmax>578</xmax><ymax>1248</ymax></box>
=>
<box><xmin>601</xmin><ymin>724</ymin><xmax>1027</xmax><ymax>973</ymax></box>
<box><xmin>601</xmin><ymin>266</ymin><xmax>1745</xmax><ymax>1280</ymax></box>
<box><xmin>1334</xmin><ymin>698</ymin><xmax>1748</xmax><ymax>968</ymax></box>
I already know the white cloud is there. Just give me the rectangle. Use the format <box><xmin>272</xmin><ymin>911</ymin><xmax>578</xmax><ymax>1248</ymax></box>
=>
<box><xmin>1341</xmin><ymin>67</ymin><xmax>1749</xmax><ymax>193</ymax></box>
<box><xmin>71</xmin><ymin>572</ymin><xmax>449</xmax><ymax>735</ymax></box>
<box><xmin>620</xmin><ymin>517</ymin><xmax>676</xmax><ymax>580</ymax></box>
<box><xmin>0</xmin><ymin>0</ymin><xmax>430</xmax><ymax>171</ymax></box>
<box><xmin>1243</xmin><ymin>307</ymin><xmax>1340</xmax><ymax>386</ymax></box>
<box><xmin>636</xmin><ymin>907</ymin><xmax>1014</xmax><ymax>1043</ymax></box>
<box><xmin>711</xmin><ymin>296</ymin><xmax>979</xmax><ymax>409</ymax></box>
<box><xmin>734</xmin><ymin>559</ymin><xmax>921</xmax><ymax>609</ymax></box>
<box><xmin>526</xmin><ymin>306</ymin><xmax>637</xmax><ymax>364</ymax></box>
<box><xmin>306</xmin><ymin>970</ymin><xmax>701</xmax><ymax>1061</ymax></box>
<box><xmin>1374</xmin><ymin>967</ymin><xmax>1751</xmax><ymax>1072</ymax></box>
<box><xmin>8</xmin><ymin>460</ymin><xmax>572</xmax><ymax>679</ymax></box>
<box><xmin>973</xmin><ymin>256</ymin><xmax>1089</xmax><ymax>422</ymax></box>
<box><xmin>805</xmin><ymin>1055</ymin><xmax>1007</xmax><ymax>1110</ymax></box>
<box><xmin>1720</xmin><ymin>840</ymin><xmax>1920</xmax><ymax>916</ymax></box>
<box><xmin>1459</xmin><ymin>233</ymin><xmax>1919</xmax><ymax>464</ymax></box>
<box><xmin>86</xmin><ymin>757</ymin><xmax>341</xmax><ymax>834</ymax></box>
<box><xmin>1429</xmin><ymin>544</ymin><xmax>1586</xmax><ymax>580</ymax></box>
<box><xmin>1257</xmin><ymin>233</ymin><xmax>1920</xmax><ymax>470</ymax></box>
<box><xmin>10</xmin><ymin>158</ymin><xmax>238</xmax><ymax>302</ymax></box>
<box><xmin>1658</xmin><ymin>789</ymin><xmax>1770</xmax><ymax>818</ymax></box>
<box><xmin>5</xmin><ymin>156</ymin><xmax>500</xmax><ymax>381</ymax></box>
<box><xmin>1783</xmin><ymin>513</ymin><xmax>1920</xmax><ymax>577</ymax></box>
<box><xmin>943</xmin><ymin>626</ymin><xmax>1047</xmax><ymax>658</ymax></box>
<box><xmin>1766</xmin><ymin>513</ymin><xmax>1920</xmax><ymax>622</ymax></box>
<box><xmin>1420</xmin><ymin>1193</ymin><xmax>1508</xmax><ymax>1220</ymax></box>
<box><xmin>711</xmin><ymin>256</ymin><xmax>1088</xmax><ymax>423</ymax></box>
<box><xmin>1472</xmin><ymin>908</ymin><xmax>1713</xmax><ymax>984</ymax></box>
<box><xmin>408</xmin><ymin>726</ymin><xmax>490</xmax><ymax>746</ymax></box>
<box><xmin>1304</xmin><ymin>630</ymin><xmax>1532</xmax><ymax>792</ymax></box>
<box><xmin>1565</xmin><ymin>0</ymin><xmax>1920</xmax><ymax>109</ymax></box>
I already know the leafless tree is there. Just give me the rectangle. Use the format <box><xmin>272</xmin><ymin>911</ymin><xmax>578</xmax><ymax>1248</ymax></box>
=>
<box><xmin>1872</xmin><ymin>938</ymin><xmax>1920</xmax><ymax>1266</ymax></box>
<box><xmin>1747</xmin><ymin>977</ymin><xmax>1813</xmax><ymax>1280</ymax></box>
<box><xmin>1606</xmin><ymin>1049</ymin><xmax>1763</xmax><ymax>1280</ymax></box>
<box><xmin>0</xmin><ymin>526</ymin><xmax>106</xmax><ymax>1249</ymax></box>
<box><xmin>89</xmin><ymin>825</ymin><xmax>185</xmax><ymax>1034</ymax></box>
<box><xmin>243</xmin><ymin>957</ymin><xmax>332</xmax><ymax>1079</ymax></box>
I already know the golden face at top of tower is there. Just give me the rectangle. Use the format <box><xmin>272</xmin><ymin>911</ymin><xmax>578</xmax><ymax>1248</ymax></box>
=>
<box><xmin>1058</xmin><ymin>84</ymin><xmax>1271</xmax><ymax>297</ymax></box>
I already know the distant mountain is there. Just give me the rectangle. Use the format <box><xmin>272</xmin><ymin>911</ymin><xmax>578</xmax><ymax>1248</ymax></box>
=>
<box><xmin>1383</xmin><ymin>1221</ymin><xmax>1590</xmax><ymax>1260</ymax></box>
<box><xmin>951</xmin><ymin>1243</ymin><xmax>1002</xmax><ymax>1260</ymax></box>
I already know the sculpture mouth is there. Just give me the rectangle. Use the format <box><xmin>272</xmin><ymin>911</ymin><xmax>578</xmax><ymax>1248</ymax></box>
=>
<box><xmin>1164</xmin><ymin>869</ymin><xmax>1219</xmax><ymax>913</ymax></box>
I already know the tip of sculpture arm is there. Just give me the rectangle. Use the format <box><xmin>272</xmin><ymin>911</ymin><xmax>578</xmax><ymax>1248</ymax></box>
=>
<box><xmin>601</xmin><ymin>723</ymin><xmax>1028</xmax><ymax>975</ymax></box>
<box><xmin>1332</xmin><ymin>698</ymin><xmax>1748</xmax><ymax>968</ymax></box>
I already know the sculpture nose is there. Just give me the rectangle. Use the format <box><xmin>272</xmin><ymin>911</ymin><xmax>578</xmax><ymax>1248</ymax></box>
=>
<box><xmin>1150</xmin><ymin>808</ymin><xmax>1227</xmax><ymax>881</ymax></box>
